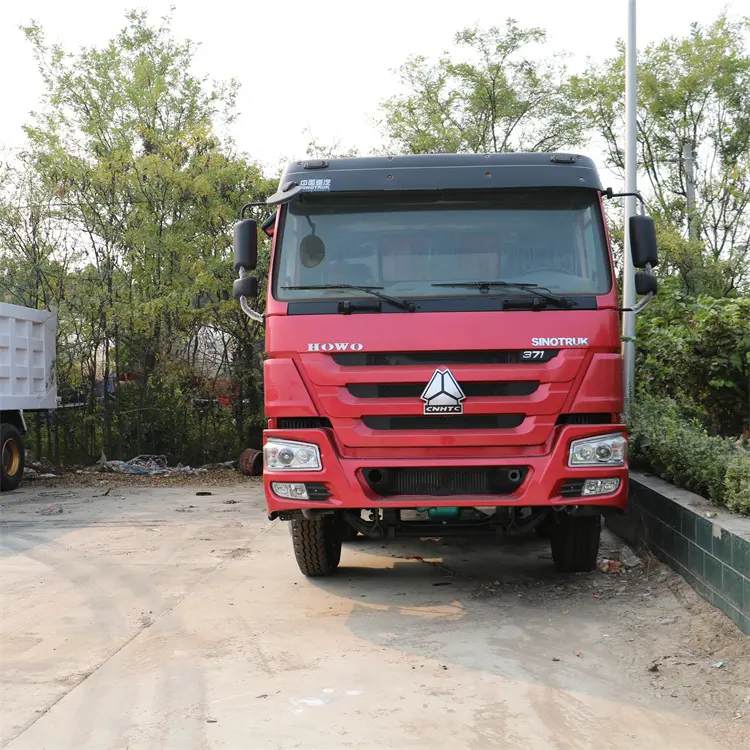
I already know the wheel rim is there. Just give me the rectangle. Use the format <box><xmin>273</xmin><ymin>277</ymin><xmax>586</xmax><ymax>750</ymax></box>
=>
<box><xmin>2</xmin><ymin>438</ymin><xmax>21</xmax><ymax>476</ymax></box>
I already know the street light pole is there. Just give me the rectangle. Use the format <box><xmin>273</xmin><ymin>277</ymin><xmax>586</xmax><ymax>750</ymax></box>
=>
<box><xmin>622</xmin><ymin>0</ymin><xmax>638</xmax><ymax>411</ymax></box>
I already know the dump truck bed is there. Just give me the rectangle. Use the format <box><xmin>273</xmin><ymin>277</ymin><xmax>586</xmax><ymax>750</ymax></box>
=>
<box><xmin>0</xmin><ymin>302</ymin><xmax>57</xmax><ymax>412</ymax></box>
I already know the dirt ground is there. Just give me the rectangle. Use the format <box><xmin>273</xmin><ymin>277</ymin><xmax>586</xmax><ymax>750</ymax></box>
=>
<box><xmin>1</xmin><ymin>475</ymin><xmax>748</xmax><ymax>749</ymax></box>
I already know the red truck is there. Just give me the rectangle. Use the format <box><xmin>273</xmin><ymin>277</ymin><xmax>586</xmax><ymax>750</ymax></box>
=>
<box><xmin>232</xmin><ymin>153</ymin><xmax>658</xmax><ymax>577</ymax></box>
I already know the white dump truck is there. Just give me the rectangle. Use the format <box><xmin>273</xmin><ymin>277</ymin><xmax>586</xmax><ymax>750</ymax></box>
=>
<box><xmin>0</xmin><ymin>302</ymin><xmax>57</xmax><ymax>491</ymax></box>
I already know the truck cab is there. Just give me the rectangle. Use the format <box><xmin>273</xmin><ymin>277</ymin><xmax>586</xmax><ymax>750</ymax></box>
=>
<box><xmin>233</xmin><ymin>153</ymin><xmax>658</xmax><ymax>576</ymax></box>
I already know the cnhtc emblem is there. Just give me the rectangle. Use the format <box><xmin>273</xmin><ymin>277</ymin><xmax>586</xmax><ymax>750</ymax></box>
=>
<box><xmin>421</xmin><ymin>369</ymin><xmax>466</xmax><ymax>414</ymax></box>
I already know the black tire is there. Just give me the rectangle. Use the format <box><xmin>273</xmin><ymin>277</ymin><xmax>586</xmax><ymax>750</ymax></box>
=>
<box><xmin>535</xmin><ymin>513</ymin><xmax>555</xmax><ymax>539</ymax></box>
<box><xmin>291</xmin><ymin>516</ymin><xmax>342</xmax><ymax>577</ymax></box>
<box><xmin>550</xmin><ymin>514</ymin><xmax>601</xmax><ymax>573</ymax></box>
<box><xmin>1</xmin><ymin>423</ymin><xmax>25</xmax><ymax>493</ymax></box>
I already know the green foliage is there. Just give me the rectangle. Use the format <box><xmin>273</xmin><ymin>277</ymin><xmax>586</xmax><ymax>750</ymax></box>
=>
<box><xmin>43</xmin><ymin>375</ymin><xmax>264</xmax><ymax>468</ymax></box>
<box><xmin>636</xmin><ymin>281</ymin><xmax>750</xmax><ymax>436</ymax></box>
<box><xmin>724</xmin><ymin>458</ymin><xmax>750</xmax><ymax>515</ymax></box>
<box><xmin>1</xmin><ymin>10</ymin><xmax>272</xmax><ymax>464</ymax></box>
<box><xmin>629</xmin><ymin>392</ymin><xmax>750</xmax><ymax>513</ymax></box>
<box><xmin>379</xmin><ymin>20</ymin><xmax>583</xmax><ymax>154</ymax></box>
<box><xmin>0</xmin><ymin>160</ymin><xmax>74</xmax><ymax>308</ymax></box>
<box><xmin>571</xmin><ymin>13</ymin><xmax>750</xmax><ymax>293</ymax></box>
<box><xmin>303</xmin><ymin>128</ymin><xmax>360</xmax><ymax>160</ymax></box>
<box><xmin>111</xmin><ymin>376</ymin><xmax>248</xmax><ymax>466</ymax></box>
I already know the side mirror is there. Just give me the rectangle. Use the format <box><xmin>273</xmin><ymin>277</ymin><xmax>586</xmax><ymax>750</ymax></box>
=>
<box><xmin>233</xmin><ymin>275</ymin><xmax>258</xmax><ymax>300</ymax></box>
<box><xmin>234</xmin><ymin>218</ymin><xmax>258</xmax><ymax>271</ymax></box>
<box><xmin>629</xmin><ymin>215</ymin><xmax>658</xmax><ymax>269</ymax></box>
<box><xmin>634</xmin><ymin>273</ymin><xmax>658</xmax><ymax>296</ymax></box>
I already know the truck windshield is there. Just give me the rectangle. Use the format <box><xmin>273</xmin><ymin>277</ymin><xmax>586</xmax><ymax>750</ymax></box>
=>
<box><xmin>273</xmin><ymin>189</ymin><xmax>612</xmax><ymax>302</ymax></box>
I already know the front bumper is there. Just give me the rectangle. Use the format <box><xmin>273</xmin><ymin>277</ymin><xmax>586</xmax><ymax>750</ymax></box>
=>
<box><xmin>263</xmin><ymin>424</ymin><xmax>629</xmax><ymax>515</ymax></box>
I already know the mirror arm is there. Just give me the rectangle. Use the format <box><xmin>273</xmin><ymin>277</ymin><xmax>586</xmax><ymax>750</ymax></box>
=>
<box><xmin>267</xmin><ymin>183</ymin><xmax>305</xmax><ymax>206</ymax></box>
<box><xmin>602</xmin><ymin>188</ymin><xmax>647</xmax><ymax>211</ymax></box>
<box><xmin>635</xmin><ymin>264</ymin><xmax>656</xmax><ymax>313</ymax></box>
<box><xmin>237</xmin><ymin>267</ymin><xmax>264</xmax><ymax>324</ymax></box>
<box><xmin>632</xmin><ymin>292</ymin><xmax>655</xmax><ymax>314</ymax></box>
<box><xmin>240</xmin><ymin>201</ymin><xmax>269</xmax><ymax>219</ymax></box>
<box><xmin>620</xmin><ymin>262</ymin><xmax>657</xmax><ymax>314</ymax></box>
<box><xmin>618</xmin><ymin>293</ymin><xmax>655</xmax><ymax>314</ymax></box>
<box><xmin>620</xmin><ymin>266</ymin><xmax>657</xmax><ymax>313</ymax></box>
<box><xmin>241</xmin><ymin>182</ymin><xmax>304</xmax><ymax>217</ymax></box>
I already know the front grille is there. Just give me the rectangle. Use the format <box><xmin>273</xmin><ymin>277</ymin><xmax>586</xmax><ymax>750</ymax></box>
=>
<box><xmin>348</xmin><ymin>381</ymin><xmax>539</xmax><ymax>399</ymax></box>
<box><xmin>362</xmin><ymin>414</ymin><xmax>524</xmax><ymax>430</ymax></box>
<box><xmin>277</xmin><ymin>417</ymin><xmax>332</xmax><ymax>429</ymax></box>
<box><xmin>333</xmin><ymin>350</ymin><xmax>558</xmax><ymax>367</ymax></box>
<box><xmin>560</xmin><ymin>479</ymin><xmax>585</xmax><ymax>497</ymax></box>
<box><xmin>363</xmin><ymin>466</ymin><xmax>528</xmax><ymax>496</ymax></box>
<box><xmin>556</xmin><ymin>413</ymin><xmax>613</xmax><ymax>426</ymax></box>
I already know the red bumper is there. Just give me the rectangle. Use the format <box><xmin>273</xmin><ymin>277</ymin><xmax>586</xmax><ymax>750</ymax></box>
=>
<box><xmin>263</xmin><ymin>425</ymin><xmax>629</xmax><ymax>514</ymax></box>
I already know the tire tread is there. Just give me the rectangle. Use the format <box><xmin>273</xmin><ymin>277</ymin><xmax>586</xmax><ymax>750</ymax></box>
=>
<box><xmin>0</xmin><ymin>423</ymin><xmax>25</xmax><ymax>493</ymax></box>
<box><xmin>291</xmin><ymin>517</ymin><xmax>341</xmax><ymax>577</ymax></box>
<box><xmin>551</xmin><ymin>515</ymin><xmax>601</xmax><ymax>573</ymax></box>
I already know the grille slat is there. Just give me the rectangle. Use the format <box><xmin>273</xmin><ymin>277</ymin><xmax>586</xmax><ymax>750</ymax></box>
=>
<box><xmin>277</xmin><ymin>417</ymin><xmax>332</xmax><ymax>429</ymax></box>
<box><xmin>348</xmin><ymin>381</ymin><xmax>539</xmax><ymax>399</ymax></box>
<box><xmin>364</xmin><ymin>466</ymin><xmax>528</xmax><ymax>497</ymax></box>
<box><xmin>362</xmin><ymin>415</ymin><xmax>524</xmax><ymax>430</ymax></box>
<box><xmin>305</xmin><ymin>482</ymin><xmax>331</xmax><ymax>500</ymax></box>
<box><xmin>556</xmin><ymin>413</ymin><xmax>612</xmax><ymax>426</ymax></box>
<box><xmin>560</xmin><ymin>479</ymin><xmax>585</xmax><ymax>497</ymax></box>
<box><xmin>333</xmin><ymin>350</ymin><xmax>558</xmax><ymax>367</ymax></box>
<box><xmin>399</xmin><ymin>469</ymin><xmax>486</xmax><ymax>495</ymax></box>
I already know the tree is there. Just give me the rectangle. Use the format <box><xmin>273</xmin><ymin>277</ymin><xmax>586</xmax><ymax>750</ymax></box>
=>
<box><xmin>379</xmin><ymin>20</ymin><xmax>583</xmax><ymax>155</ymax></box>
<box><xmin>635</xmin><ymin>280</ymin><xmax>750</xmax><ymax>437</ymax></box>
<box><xmin>15</xmin><ymin>10</ymin><xmax>272</xmax><ymax>462</ymax></box>
<box><xmin>303</xmin><ymin>128</ymin><xmax>360</xmax><ymax>160</ymax></box>
<box><xmin>571</xmin><ymin>14</ymin><xmax>750</xmax><ymax>294</ymax></box>
<box><xmin>0</xmin><ymin>157</ymin><xmax>74</xmax><ymax>309</ymax></box>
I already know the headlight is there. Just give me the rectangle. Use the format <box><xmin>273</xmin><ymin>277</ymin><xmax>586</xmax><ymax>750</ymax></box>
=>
<box><xmin>569</xmin><ymin>433</ymin><xmax>626</xmax><ymax>467</ymax></box>
<box><xmin>264</xmin><ymin>438</ymin><xmax>322</xmax><ymax>471</ymax></box>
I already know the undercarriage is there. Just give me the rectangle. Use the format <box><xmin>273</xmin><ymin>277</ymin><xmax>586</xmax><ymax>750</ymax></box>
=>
<box><xmin>285</xmin><ymin>506</ymin><xmax>607</xmax><ymax>577</ymax></box>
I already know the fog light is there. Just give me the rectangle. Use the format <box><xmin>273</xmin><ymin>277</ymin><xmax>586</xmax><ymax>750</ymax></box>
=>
<box><xmin>271</xmin><ymin>482</ymin><xmax>309</xmax><ymax>500</ymax></box>
<box><xmin>582</xmin><ymin>478</ymin><xmax>621</xmax><ymax>496</ymax></box>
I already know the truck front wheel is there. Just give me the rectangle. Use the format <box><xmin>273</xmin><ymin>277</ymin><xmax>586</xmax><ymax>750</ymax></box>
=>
<box><xmin>291</xmin><ymin>516</ymin><xmax>342</xmax><ymax>577</ymax></box>
<box><xmin>1</xmin><ymin>423</ymin><xmax>25</xmax><ymax>492</ymax></box>
<box><xmin>550</xmin><ymin>514</ymin><xmax>601</xmax><ymax>573</ymax></box>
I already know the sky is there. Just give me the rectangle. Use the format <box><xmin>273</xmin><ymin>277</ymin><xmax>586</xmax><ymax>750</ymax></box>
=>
<box><xmin>0</xmin><ymin>0</ymin><xmax>743</xmax><ymax>188</ymax></box>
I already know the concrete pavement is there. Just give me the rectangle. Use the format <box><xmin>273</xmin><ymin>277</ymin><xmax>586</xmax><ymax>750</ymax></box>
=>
<box><xmin>1</xmin><ymin>480</ymin><xmax>744</xmax><ymax>749</ymax></box>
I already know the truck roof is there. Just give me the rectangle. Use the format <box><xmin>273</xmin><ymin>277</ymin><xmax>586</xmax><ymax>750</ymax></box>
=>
<box><xmin>270</xmin><ymin>152</ymin><xmax>604</xmax><ymax>204</ymax></box>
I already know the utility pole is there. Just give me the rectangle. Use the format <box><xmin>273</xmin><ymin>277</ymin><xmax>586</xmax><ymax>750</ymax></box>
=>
<box><xmin>622</xmin><ymin>0</ymin><xmax>637</xmax><ymax>410</ymax></box>
<box><xmin>682</xmin><ymin>143</ymin><xmax>697</xmax><ymax>240</ymax></box>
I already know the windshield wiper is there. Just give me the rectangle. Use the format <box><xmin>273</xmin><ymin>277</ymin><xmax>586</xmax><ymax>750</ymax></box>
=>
<box><xmin>283</xmin><ymin>284</ymin><xmax>416</xmax><ymax>312</ymax></box>
<box><xmin>432</xmin><ymin>280</ymin><xmax>574</xmax><ymax>309</ymax></box>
